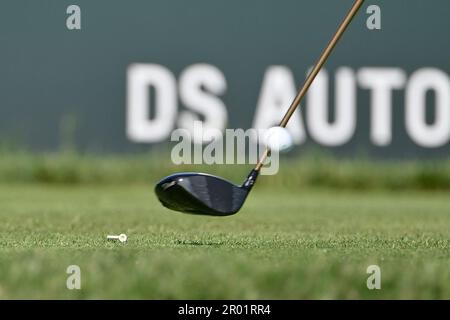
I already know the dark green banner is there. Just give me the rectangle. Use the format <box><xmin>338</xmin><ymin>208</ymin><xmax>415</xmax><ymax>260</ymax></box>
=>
<box><xmin>0</xmin><ymin>0</ymin><xmax>449</xmax><ymax>158</ymax></box>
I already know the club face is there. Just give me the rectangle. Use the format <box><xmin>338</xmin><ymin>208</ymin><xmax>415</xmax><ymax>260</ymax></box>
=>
<box><xmin>154</xmin><ymin>173</ymin><xmax>250</xmax><ymax>216</ymax></box>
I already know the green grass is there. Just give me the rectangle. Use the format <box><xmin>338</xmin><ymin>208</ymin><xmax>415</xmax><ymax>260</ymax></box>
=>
<box><xmin>0</xmin><ymin>183</ymin><xmax>449</xmax><ymax>299</ymax></box>
<box><xmin>1</xmin><ymin>151</ymin><xmax>450</xmax><ymax>190</ymax></box>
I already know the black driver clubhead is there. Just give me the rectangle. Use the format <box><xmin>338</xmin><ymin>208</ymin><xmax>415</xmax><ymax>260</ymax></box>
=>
<box><xmin>154</xmin><ymin>170</ymin><xmax>258</xmax><ymax>216</ymax></box>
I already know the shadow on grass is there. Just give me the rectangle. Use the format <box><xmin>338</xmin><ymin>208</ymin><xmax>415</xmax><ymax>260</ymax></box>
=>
<box><xmin>174</xmin><ymin>239</ymin><xmax>226</xmax><ymax>247</ymax></box>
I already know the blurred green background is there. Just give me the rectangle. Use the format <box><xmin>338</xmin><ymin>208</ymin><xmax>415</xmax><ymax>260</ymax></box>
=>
<box><xmin>1</xmin><ymin>0</ymin><xmax>449</xmax><ymax>157</ymax></box>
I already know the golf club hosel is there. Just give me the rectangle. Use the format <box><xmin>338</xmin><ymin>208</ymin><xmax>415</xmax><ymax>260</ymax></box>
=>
<box><xmin>242</xmin><ymin>169</ymin><xmax>259</xmax><ymax>190</ymax></box>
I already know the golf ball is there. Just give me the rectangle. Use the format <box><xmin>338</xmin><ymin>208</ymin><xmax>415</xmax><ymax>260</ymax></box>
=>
<box><xmin>264</xmin><ymin>126</ymin><xmax>294</xmax><ymax>152</ymax></box>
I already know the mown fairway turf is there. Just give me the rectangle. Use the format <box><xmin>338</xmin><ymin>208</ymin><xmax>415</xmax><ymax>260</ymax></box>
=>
<box><xmin>0</xmin><ymin>184</ymin><xmax>449</xmax><ymax>299</ymax></box>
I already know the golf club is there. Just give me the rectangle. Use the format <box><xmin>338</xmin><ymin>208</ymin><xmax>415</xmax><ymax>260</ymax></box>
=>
<box><xmin>155</xmin><ymin>0</ymin><xmax>365</xmax><ymax>216</ymax></box>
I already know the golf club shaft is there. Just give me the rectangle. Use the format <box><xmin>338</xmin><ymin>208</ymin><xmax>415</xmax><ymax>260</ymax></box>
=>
<box><xmin>255</xmin><ymin>0</ymin><xmax>364</xmax><ymax>171</ymax></box>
